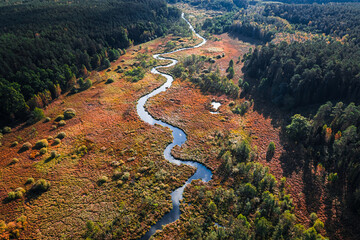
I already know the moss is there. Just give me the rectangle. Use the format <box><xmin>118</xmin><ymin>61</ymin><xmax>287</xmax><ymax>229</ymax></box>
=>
<box><xmin>63</xmin><ymin>108</ymin><xmax>76</xmax><ymax>119</ymax></box>
<box><xmin>35</xmin><ymin>139</ymin><xmax>49</xmax><ymax>149</ymax></box>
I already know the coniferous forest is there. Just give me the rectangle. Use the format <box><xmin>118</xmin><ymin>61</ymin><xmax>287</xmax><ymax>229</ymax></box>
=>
<box><xmin>0</xmin><ymin>0</ymin><xmax>183</xmax><ymax>125</ymax></box>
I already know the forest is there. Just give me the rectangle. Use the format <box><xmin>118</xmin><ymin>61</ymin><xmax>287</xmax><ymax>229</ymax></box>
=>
<box><xmin>0</xmin><ymin>0</ymin><xmax>184</xmax><ymax>126</ymax></box>
<box><xmin>237</xmin><ymin>1</ymin><xmax>360</xmax><ymax>229</ymax></box>
<box><xmin>286</xmin><ymin>102</ymin><xmax>360</xmax><ymax>215</ymax></box>
<box><xmin>242</xmin><ymin>41</ymin><xmax>360</xmax><ymax>109</ymax></box>
<box><xmin>169</xmin><ymin>0</ymin><xmax>248</xmax><ymax>11</ymax></box>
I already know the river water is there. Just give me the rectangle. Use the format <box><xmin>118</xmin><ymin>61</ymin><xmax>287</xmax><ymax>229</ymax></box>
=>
<box><xmin>136</xmin><ymin>13</ymin><xmax>213</xmax><ymax>240</ymax></box>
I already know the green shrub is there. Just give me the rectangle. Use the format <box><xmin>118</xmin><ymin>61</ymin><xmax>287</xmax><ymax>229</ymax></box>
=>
<box><xmin>29</xmin><ymin>107</ymin><xmax>45</xmax><ymax>124</ymax></box>
<box><xmin>125</xmin><ymin>67</ymin><xmax>145</xmax><ymax>82</ymax></box>
<box><xmin>122</xmin><ymin>172</ymin><xmax>130</xmax><ymax>181</ymax></box>
<box><xmin>3</xmin><ymin>126</ymin><xmax>11</xmax><ymax>134</ymax></box>
<box><xmin>106</xmin><ymin>78</ymin><xmax>114</xmax><ymax>84</ymax></box>
<box><xmin>11</xmin><ymin>141</ymin><xmax>18</xmax><ymax>147</ymax></box>
<box><xmin>31</xmin><ymin>179</ymin><xmax>50</xmax><ymax>192</ymax></box>
<box><xmin>25</xmin><ymin>178</ymin><xmax>35</xmax><ymax>185</ymax></box>
<box><xmin>50</xmin><ymin>151</ymin><xmax>57</xmax><ymax>158</ymax></box>
<box><xmin>56</xmin><ymin>132</ymin><xmax>66</xmax><ymax>139</ymax></box>
<box><xmin>82</xmin><ymin>79</ymin><xmax>92</xmax><ymax>90</ymax></box>
<box><xmin>77</xmin><ymin>145</ymin><xmax>87</xmax><ymax>154</ymax></box>
<box><xmin>58</xmin><ymin>120</ymin><xmax>66</xmax><ymax>126</ymax></box>
<box><xmin>113</xmin><ymin>170</ymin><xmax>122</xmax><ymax>180</ymax></box>
<box><xmin>20</xmin><ymin>142</ymin><xmax>32</xmax><ymax>151</ymax></box>
<box><xmin>7</xmin><ymin>187</ymin><xmax>25</xmax><ymax>200</ymax></box>
<box><xmin>53</xmin><ymin>138</ymin><xmax>61</xmax><ymax>145</ymax></box>
<box><xmin>11</xmin><ymin>158</ymin><xmax>19</xmax><ymax>164</ymax></box>
<box><xmin>34</xmin><ymin>139</ymin><xmax>49</xmax><ymax>149</ymax></box>
<box><xmin>7</xmin><ymin>191</ymin><xmax>17</xmax><ymax>200</ymax></box>
<box><xmin>39</xmin><ymin>147</ymin><xmax>47</xmax><ymax>155</ymax></box>
<box><xmin>15</xmin><ymin>187</ymin><xmax>26</xmax><ymax>194</ymax></box>
<box><xmin>309</xmin><ymin>212</ymin><xmax>318</xmax><ymax>224</ymax></box>
<box><xmin>47</xmin><ymin>136</ymin><xmax>53</xmax><ymax>140</ymax></box>
<box><xmin>44</xmin><ymin>117</ymin><xmax>51</xmax><ymax>123</ymax></box>
<box><xmin>63</xmin><ymin>108</ymin><xmax>76</xmax><ymax>119</ymax></box>
<box><xmin>55</xmin><ymin>115</ymin><xmax>64</xmax><ymax>122</ymax></box>
<box><xmin>313</xmin><ymin>219</ymin><xmax>324</xmax><ymax>232</ymax></box>
<box><xmin>328</xmin><ymin>172</ymin><xmax>338</xmax><ymax>182</ymax></box>
<box><xmin>98</xmin><ymin>176</ymin><xmax>108</xmax><ymax>185</ymax></box>
<box><xmin>267</xmin><ymin>142</ymin><xmax>276</xmax><ymax>159</ymax></box>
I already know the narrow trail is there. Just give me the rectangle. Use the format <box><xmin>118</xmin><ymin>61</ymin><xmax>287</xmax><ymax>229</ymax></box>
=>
<box><xmin>137</xmin><ymin>13</ymin><xmax>213</xmax><ymax>240</ymax></box>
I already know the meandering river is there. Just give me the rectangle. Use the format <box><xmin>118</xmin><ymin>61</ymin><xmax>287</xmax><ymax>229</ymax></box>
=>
<box><xmin>137</xmin><ymin>13</ymin><xmax>213</xmax><ymax>240</ymax></box>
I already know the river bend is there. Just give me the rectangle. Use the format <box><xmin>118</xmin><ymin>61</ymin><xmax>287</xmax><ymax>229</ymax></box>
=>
<box><xmin>136</xmin><ymin>13</ymin><xmax>213</xmax><ymax>240</ymax></box>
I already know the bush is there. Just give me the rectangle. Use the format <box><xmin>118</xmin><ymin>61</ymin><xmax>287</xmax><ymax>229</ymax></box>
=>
<box><xmin>34</xmin><ymin>139</ymin><xmax>49</xmax><ymax>149</ymax></box>
<box><xmin>309</xmin><ymin>212</ymin><xmax>318</xmax><ymax>224</ymax></box>
<box><xmin>106</xmin><ymin>78</ymin><xmax>114</xmax><ymax>84</ymax></box>
<box><xmin>58</xmin><ymin>120</ymin><xmax>66</xmax><ymax>126</ymax></box>
<box><xmin>313</xmin><ymin>219</ymin><xmax>324</xmax><ymax>232</ymax></box>
<box><xmin>7</xmin><ymin>191</ymin><xmax>17</xmax><ymax>200</ymax></box>
<box><xmin>11</xmin><ymin>158</ymin><xmax>19</xmax><ymax>164</ymax></box>
<box><xmin>232</xmin><ymin>101</ymin><xmax>250</xmax><ymax>116</ymax></box>
<box><xmin>328</xmin><ymin>172</ymin><xmax>338</xmax><ymax>182</ymax></box>
<box><xmin>81</xmin><ymin>79</ymin><xmax>92</xmax><ymax>90</ymax></box>
<box><xmin>63</xmin><ymin>108</ymin><xmax>76</xmax><ymax>119</ymax></box>
<box><xmin>25</xmin><ymin>178</ymin><xmax>35</xmax><ymax>185</ymax></box>
<box><xmin>53</xmin><ymin>138</ymin><xmax>61</xmax><ymax>145</ymax></box>
<box><xmin>31</xmin><ymin>179</ymin><xmax>50</xmax><ymax>192</ymax></box>
<box><xmin>3</xmin><ymin>126</ymin><xmax>11</xmax><ymax>134</ymax></box>
<box><xmin>122</xmin><ymin>172</ymin><xmax>130</xmax><ymax>181</ymax></box>
<box><xmin>7</xmin><ymin>187</ymin><xmax>25</xmax><ymax>200</ymax></box>
<box><xmin>11</xmin><ymin>141</ymin><xmax>18</xmax><ymax>147</ymax></box>
<box><xmin>39</xmin><ymin>147</ymin><xmax>47</xmax><ymax>155</ymax></box>
<box><xmin>113</xmin><ymin>170</ymin><xmax>122</xmax><ymax>180</ymax></box>
<box><xmin>98</xmin><ymin>176</ymin><xmax>108</xmax><ymax>185</ymax></box>
<box><xmin>55</xmin><ymin>115</ymin><xmax>64</xmax><ymax>122</ymax></box>
<box><xmin>50</xmin><ymin>151</ymin><xmax>57</xmax><ymax>158</ymax></box>
<box><xmin>267</xmin><ymin>142</ymin><xmax>276</xmax><ymax>158</ymax></box>
<box><xmin>20</xmin><ymin>142</ymin><xmax>32</xmax><ymax>151</ymax></box>
<box><xmin>29</xmin><ymin>107</ymin><xmax>45</xmax><ymax>124</ymax></box>
<box><xmin>44</xmin><ymin>117</ymin><xmax>51</xmax><ymax>123</ymax></box>
<box><xmin>56</xmin><ymin>132</ymin><xmax>66</xmax><ymax>139</ymax></box>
